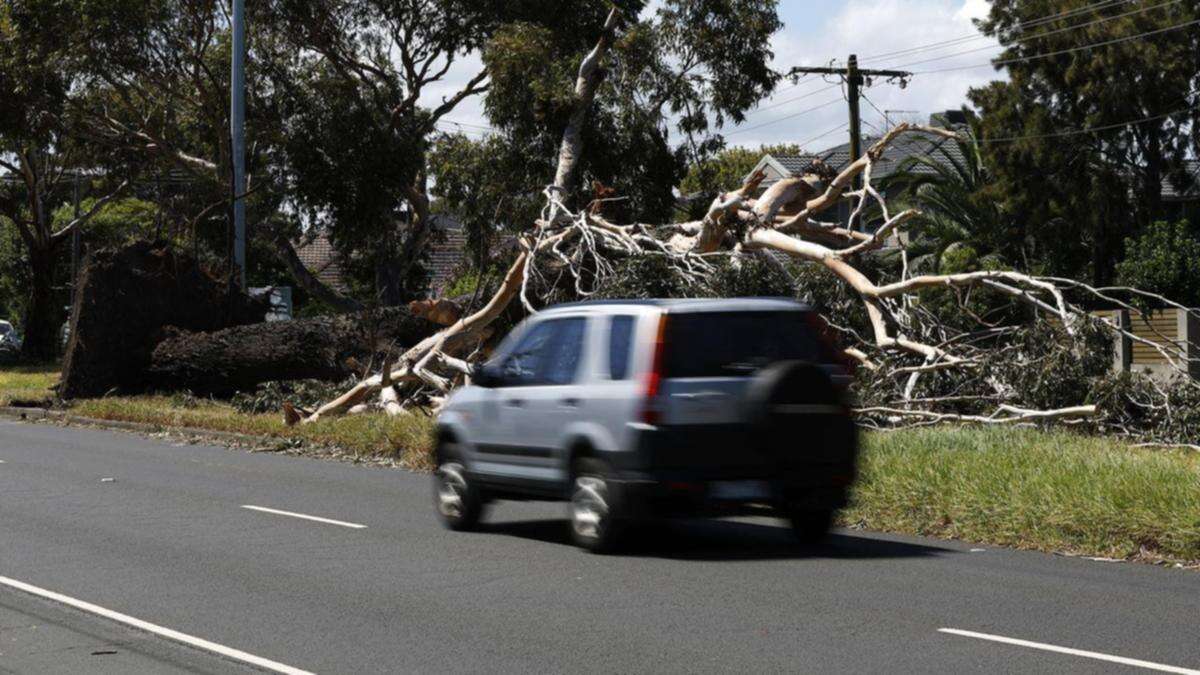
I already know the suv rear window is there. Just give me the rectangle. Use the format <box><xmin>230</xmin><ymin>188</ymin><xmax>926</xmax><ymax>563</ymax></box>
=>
<box><xmin>662</xmin><ymin>311</ymin><xmax>826</xmax><ymax>378</ymax></box>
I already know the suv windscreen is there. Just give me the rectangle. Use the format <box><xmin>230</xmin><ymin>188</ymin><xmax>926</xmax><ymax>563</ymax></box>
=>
<box><xmin>662</xmin><ymin>311</ymin><xmax>825</xmax><ymax>378</ymax></box>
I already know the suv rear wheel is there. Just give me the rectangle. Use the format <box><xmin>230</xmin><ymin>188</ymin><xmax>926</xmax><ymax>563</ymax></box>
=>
<box><xmin>433</xmin><ymin>441</ymin><xmax>486</xmax><ymax>531</ymax></box>
<box><xmin>570</xmin><ymin>458</ymin><xmax>625</xmax><ymax>553</ymax></box>
<box><xmin>788</xmin><ymin>508</ymin><xmax>834</xmax><ymax>545</ymax></box>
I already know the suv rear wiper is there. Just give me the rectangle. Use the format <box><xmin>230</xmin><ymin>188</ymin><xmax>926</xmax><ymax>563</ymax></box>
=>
<box><xmin>720</xmin><ymin>361</ymin><xmax>763</xmax><ymax>373</ymax></box>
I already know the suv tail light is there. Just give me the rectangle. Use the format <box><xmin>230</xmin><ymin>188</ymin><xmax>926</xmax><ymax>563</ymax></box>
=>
<box><xmin>639</xmin><ymin>313</ymin><xmax>669</xmax><ymax>425</ymax></box>
<box><xmin>802</xmin><ymin>311</ymin><xmax>856</xmax><ymax>376</ymax></box>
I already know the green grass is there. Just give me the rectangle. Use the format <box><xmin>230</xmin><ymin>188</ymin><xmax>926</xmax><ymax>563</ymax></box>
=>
<box><xmin>71</xmin><ymin>396</ymin><xmax>436</xmax><ymax>470</ymax></box>
<box><xmin>845</xmin><ymin>427</ymin><xmax>1200</xmax><ymax>564</ymax></box>
<box><xmin>0</xmin><ymin>365</ymin><xmax>60</xmax><ymax>406</ymax></box>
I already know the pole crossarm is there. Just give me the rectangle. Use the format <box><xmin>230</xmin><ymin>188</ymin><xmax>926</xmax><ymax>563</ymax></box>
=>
<box><xmin>786</xmin><ymin>66</ymin><xmax>912</xmax><ymax>79</ymax></box>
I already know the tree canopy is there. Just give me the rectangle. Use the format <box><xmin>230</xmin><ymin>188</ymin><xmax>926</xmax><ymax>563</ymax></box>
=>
<box><xmin>969</xmin><ymin>0</ymin><xmax>1200</xmax><ymax>285</ymax></box>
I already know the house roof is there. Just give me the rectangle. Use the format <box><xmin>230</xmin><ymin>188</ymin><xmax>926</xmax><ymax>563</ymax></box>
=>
<box><xmin>426</xmin><ymin>216</ymin><xmax>468</xmax><ymax>296</ymax></box>
<box><xmin>294</xmin><ymin>216</ymin><xmax>470</xmax><ymax>298</ymax></box>
<box><xmin>751</xmin><ymin>127</ymin><xmax>968</xmax><ymax>189</ymax></box>
<box><xmin>1162</xmin><ymin>160</ymin><xmax>1200</xmax><ymax>200</ymax></box>
<box><xmin>294</xmin><ymin>231</ymin><xmax>350</xmax><ymax>293</ymax></box>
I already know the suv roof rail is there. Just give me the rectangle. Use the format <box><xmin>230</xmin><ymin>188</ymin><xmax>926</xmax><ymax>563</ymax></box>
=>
<box><xmin>546</xmin><ymin>297</ymin><xmax>811</xmax><ymax>310</ymax></box>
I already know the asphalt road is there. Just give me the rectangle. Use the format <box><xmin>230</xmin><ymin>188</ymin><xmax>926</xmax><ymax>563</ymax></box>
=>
<box><xmin>1</xmin><ymin>419</ymin><xmax>1199</xmax><ymax>674</ymax></box>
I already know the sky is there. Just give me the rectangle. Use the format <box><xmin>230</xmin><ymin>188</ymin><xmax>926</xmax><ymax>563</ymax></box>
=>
<box><xmin>422</xmin><ymin>0</ymin><xmax>1003</xmax><ymax>153</ymax></box>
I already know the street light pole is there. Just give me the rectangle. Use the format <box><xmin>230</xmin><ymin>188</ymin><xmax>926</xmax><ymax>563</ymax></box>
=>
<box><xmin>231</xmin><ymin>0</ymin><xmax>247</xmax><ymax>288</ymax></box>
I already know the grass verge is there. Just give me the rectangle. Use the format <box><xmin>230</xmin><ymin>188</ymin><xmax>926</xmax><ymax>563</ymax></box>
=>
<box><xmin>0</xmin><ymin>364</ymin><xmax>59</xmax><ymax>406</ymax></box>
<box><xmin>5</xmin><ymin>366</ymin><xmax>1195</xmax><ymax>564</ymax></box>
<box><xmin>70</xmin><ymin>396</ymin><xmax>436</xmax><ymax>470</ymax></box>
<box><xmin>845</xmin><ymin>426</ymin><xmax>1200</xmax><ymax>565</ymax></box>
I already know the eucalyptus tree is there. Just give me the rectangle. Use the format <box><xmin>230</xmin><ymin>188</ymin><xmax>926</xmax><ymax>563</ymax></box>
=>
<box><xmin>0</xmin><ymin>0</ymin><xmax>132</xmax><ymax>359</ymax></box>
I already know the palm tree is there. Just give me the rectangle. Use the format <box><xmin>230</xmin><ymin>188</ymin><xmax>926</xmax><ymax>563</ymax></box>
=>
<box><xmin>885</xmin><ymin>133</ymin><xmax>1014</xmax><ymax>273</ymax></box>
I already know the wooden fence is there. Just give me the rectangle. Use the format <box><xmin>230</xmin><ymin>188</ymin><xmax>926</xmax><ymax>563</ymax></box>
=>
<box><xmin>1103</xmin><ymin>307</ymin><xmax>1199</xmax><ymax>380</ymax></box>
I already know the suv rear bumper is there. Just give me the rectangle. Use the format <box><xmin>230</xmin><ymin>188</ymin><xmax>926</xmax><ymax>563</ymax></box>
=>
<box><xmin>606</xmin><ymin>423</ymin><xmax>857</xmax><ymax>517</ymax></box>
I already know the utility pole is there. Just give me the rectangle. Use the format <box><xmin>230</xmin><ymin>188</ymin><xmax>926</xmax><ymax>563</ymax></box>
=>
<box><xmin>787</xmin><ymin>56</ymin><xmax>911</xmax><ymax>219</ymax></box>
<box><xmin>846</xmin><ymin>55</ymin><xmax>863</xmax><ymax>174</ymax></box>
<box><xmin>231</xmin><ymin>0</ymin><xmax>247</xmax><ymax>288</ymax></box>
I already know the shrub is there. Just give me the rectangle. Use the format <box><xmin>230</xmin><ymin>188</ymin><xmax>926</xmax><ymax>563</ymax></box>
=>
<box><xmin>231</xmin><ymin>377</ymin><xmax>360</xmax><ymax>415</ymax></box>
<box><xmin>1116</xmin><ymin>220</ymin><xmax>1200</xmax><ymax>308</ymax></box>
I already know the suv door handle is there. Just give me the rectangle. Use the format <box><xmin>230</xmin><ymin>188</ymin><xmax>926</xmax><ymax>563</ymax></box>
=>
<box><xmin>504</xmin><ymin>398</ymin><xmax>524</xmax><ymax>408</ymax></box>
<box><xmin>560</xmin><ymin>397</ymin><xmax>580</xmax><ymax>408</ymax></box>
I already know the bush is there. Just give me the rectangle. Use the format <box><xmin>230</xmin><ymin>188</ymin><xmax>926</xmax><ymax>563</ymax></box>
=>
<box><xmin>1093</xmin><ymin>373</ymin><xmax>1200</xmax><ymax>446</ymax></box>
<box><xmin>231</xmin><ymin>377</ymin><xmax>360</xmax><ymax>415</ymax></box>
<box><xmin>1116</xmin><ymin>220</ymin><xmax>1200</xmax><ymax>307</ymax></box>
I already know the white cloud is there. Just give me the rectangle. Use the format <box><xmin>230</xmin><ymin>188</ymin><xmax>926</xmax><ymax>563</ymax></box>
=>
<box><xmin>728</xmin><ymin>0</ymin><xmax>1003</xmax><ymax>150</ymax></box>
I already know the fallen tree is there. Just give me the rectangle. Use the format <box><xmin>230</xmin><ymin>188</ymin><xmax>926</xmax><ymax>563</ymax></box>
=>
<box><xmin>291</xmin><ymin>7</ymin><xmax>1197</xmax><ymax>445</ymax></box>
<box><xmin>147</xmin><ymin>307</ymin><xmax>443</xmax><ymax>397</ymax></box>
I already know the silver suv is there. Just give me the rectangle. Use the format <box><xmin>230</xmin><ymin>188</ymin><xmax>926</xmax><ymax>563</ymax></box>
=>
<box><xmin>433</xmin><ymin>298</ymin><xmax>858</xmax><ymax>552</ymax></box>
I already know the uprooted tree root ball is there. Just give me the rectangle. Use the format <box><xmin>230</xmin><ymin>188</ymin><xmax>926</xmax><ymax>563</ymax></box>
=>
<box><xmin>59</xmin><ymin>241</ymin><xmax>269</xmax><ymax>399</ymax></box>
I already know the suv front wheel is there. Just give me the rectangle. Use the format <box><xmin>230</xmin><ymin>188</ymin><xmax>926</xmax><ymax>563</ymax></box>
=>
<box><xmin>433</xmin><ymin>441</ymin><xmax>486</xmax><ymax>531</ymax></box>
<box><xmin>570</xmin><ymin>458</ymin><xmax>626</xmax><ymax>553</ymax></box>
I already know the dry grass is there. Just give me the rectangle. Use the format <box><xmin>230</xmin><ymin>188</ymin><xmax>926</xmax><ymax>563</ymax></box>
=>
<box><xmin>845</xmin><ymin>426</ymin><xmax>1200</xmax><ymax>564</ymax></box>
<box><xmin>0</xmin><ymin>365</ymin><xmax>59</xmax><ymax>406</ymax></box>
<box><xmin>71</xmin><ymin>396</ymin><xmax>437</xmax><ymax>469</ymax></box>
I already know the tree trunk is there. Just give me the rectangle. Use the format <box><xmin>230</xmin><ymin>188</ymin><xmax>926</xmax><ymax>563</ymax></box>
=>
<box><xmin>20</xmin><ymin>246</ymin><xmax>60</xmax><ymax>362</ymax></box>
<box><xmin>147</xmin><ymin>307</ymin><xmax>442</xmax><ymax>396</ymax></box>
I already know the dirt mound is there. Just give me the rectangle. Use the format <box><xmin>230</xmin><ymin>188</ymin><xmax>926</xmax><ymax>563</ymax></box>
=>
<box><xmin>59</xmin><ymin>241</ymin><xmax>268</xmax><ymax>399</ymax></box>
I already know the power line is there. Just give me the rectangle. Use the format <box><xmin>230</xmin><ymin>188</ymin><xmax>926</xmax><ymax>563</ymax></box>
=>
<box><xmin>912</xmin><ymin>17</ymin><xmax>1200</xmax><ymax>74</ymax></box>
<box><xmin>861</xmin><ymin>0</ymin><xmax>1132</xmax><ymax>62</ymax></box>
<box><xmin>882</xmin><ymin>0</ymin><xmax>1183</xmax><ymax>71</ymax></box>
<box><xmin>979</xmin><ymin>105</ymin><xmax>1197</xmax><ymax>143</ymax></box>
<box><xmin>860</xmin><ymin>91</ymin><xmax>889</xmax><ymax>129</ymax></box>
<box><xmin>439</xmin><ymin>117</ymin><xmax>494</xmax><ymax>131</ymax></box>
<box><xmin>725</xmin><ymin>98</ymin><xmax>843</xmax><ymax>136</ymax></box>
<box><xmin>798</xmin><ymin>122</ymin><xmax>851</xmax><ymax>150</ymax></box>
<box><xmin>749</xmin><ymin>83</ymin><xmax>842</xmax><ymax>116</ymax></box>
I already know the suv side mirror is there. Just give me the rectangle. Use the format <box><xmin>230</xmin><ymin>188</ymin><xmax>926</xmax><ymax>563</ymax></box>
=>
<box><xmin>473</xmin><ymin>363</ymin><xmax>504</xmax><ymax>388</ymax></box>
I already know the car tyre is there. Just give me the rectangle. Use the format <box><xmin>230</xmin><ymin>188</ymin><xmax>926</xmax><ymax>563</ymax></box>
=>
<box><xmin>433</xmin><ymin>441</ymin><xmax>486</xmax><ymax>531</ymax></box>
<box><xmin>788</xmin><ymin>508</ymin><xmax>834</xmax><ymax>545</ymax></box>
<box><xmin>570</xmin><ymin>458</ymin><xmax>626</xmax><ymax>554</ymax></box>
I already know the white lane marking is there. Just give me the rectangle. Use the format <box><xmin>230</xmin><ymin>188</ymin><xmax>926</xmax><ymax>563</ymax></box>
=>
<box><xmin>939</xmin><ymin>628</ymin><xmax>1200</xmax><ymax>674</ymax></box>
<box><xmin>0</xmin><ymin>575</ymin><xmax>313</xmax><ymax>675</ymax></box>
<box><xmin>241</xmin><ymin>504</ymin><xmax>367</xmax><ymax>529</ymax></box>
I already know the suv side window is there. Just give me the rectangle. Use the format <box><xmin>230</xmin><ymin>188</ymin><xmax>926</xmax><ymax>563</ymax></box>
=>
<box><xmin>607</xmin><ymin>316</ymin><xmax>635</xmax><ymax>380</ymax></box>
<box><xmin>537</xmin><ymin>317</ymin><xmax>587</xmax><ymax>385</ymax></box>
<box><xmin>499</xmin><ymin>317</ymin><xmax>586</xmax><ymax>386</ymax></box>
